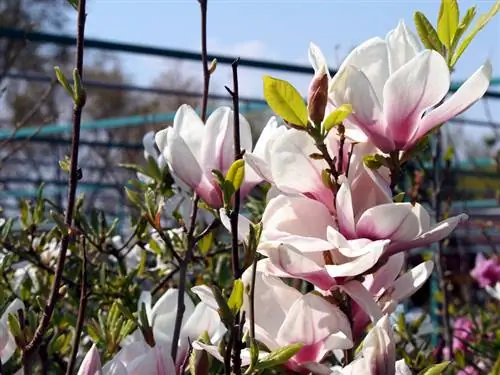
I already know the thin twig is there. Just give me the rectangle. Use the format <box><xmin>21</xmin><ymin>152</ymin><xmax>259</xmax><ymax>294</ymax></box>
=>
<box><xmin>225</xmin><ymin>58</ymin><xmax>243</xmax><ymax>375</ymax></box>
<box><xmin>152</xmin><ymin>266</ymin><xmax>181</xmax><ymax>296</ymax></box>
<box><xmin>23</xmin><ymin>0</ymin><xmax>87</xmax><ymax>361</ymax></box>
<box><xmin>66</xmin><ymin>237</ymin><xmax>88</xmax><ymax>375</ymax></box>
<box><xmin>171</xmin><ymin>0</ymin><xmax>209</xmax><ymax>362</ymax></box>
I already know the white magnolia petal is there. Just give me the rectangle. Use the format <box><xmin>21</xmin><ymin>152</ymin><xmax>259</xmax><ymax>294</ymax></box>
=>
<box><xmin>172</xmin><ymin>104</ymin><xmax>205</xmax><ymax>159</ymax></box>
<box><xmin>77</xmin><ymin>344</ymin><xmax>102</xmax><ymax>375</ymax></box>
<box><xmin>165</xmin><ymin>130</ymin><xmax>203</xmax><ymax>190</ymax></box>
<box><xmin>191</xmin><ymin>285</ymin><xmax>218</xmax><ymax>311</ymax></box>
<box><xmin>386</xmin><ymin>20</ymin><xmax>421</xmax><ymax>74</ymax></box>
<box><xmin>309</xmin><ymin>42</ymin><xmax>329</xmax><ymax>78</ymax></box>
<box><xmin>219</xmin><ymin>209</ymin><xmax>251</xmax><ymax>243</ymax></box>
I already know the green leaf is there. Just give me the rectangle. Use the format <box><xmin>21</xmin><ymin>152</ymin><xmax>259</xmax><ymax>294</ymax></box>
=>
<box><xmin>72</xmin><ymin>68</ymin><xmax>85</xmax><ymax>105</ymax></box>
<box><xmin>198</xmin><ymin>230</ymin><xmax>213</xmax><ymax>255</ymax></box>
<box><xmin>451</xmin><ymin>1</ymin><xmax>500</xmax><ymax>67</ymax></box>
<box><xmin>419</xmin><ymin>361</ymin><xmax>450</xmax><ymax>375</ymax></box>
<box><xmin>450</xmin><ymin>7</ymin><xmax>477</xmax><ymax>55</ymax></box>
<box><xmin>227</xmin><ymin>279</ymin><xmax>244</xmax><ymax>315</ymax></box>
<box><xmin>414</xmin><ymin>12</ymin><xmax>445</xmax><ymax>53</ymax></box>
<box><xmin>7</xmin><ymin>312</ymin><xmax>22</xmax><ymax>340</ymax></box>
<box><xmin>437</xmin><ymin>0</ymin><xmax>459</xmax><ymax>50</ymax></box>
<box><xmin>66</xmin><ymin>0</ymin><xmax>78</xmax><ymax>10</ymax></box>
<box><xmin>54</xmin><ymin>66</ymin><xmax>73</xmax><ymax>98</ymax></box>
<box><xmin>322</xmin><ymin>104</ymin><xmax>352</xmax><ymax>133</ymax></box>
<box><xmin>225</xmin><ymin>159</ymin><xmax>245</xmax><ymax>192</ymax></box>
<box><xmin>263</xmin><ymin>76</ymin><xmax>308</xmax><ymax>127</ymax></box>
<box><xmin>255</xmin><ymin>343</ymin><xmax>303</xmax><ymax>370</ymax></box>
<box><xmin>210</xmin><ymin>285</ymin><xmax>233</xmax><ymax>327</ymax></box>
<box><xmin>393</xmin><ymin>192</ymin><xmax>406</xmax><ymax>203</ymax></box>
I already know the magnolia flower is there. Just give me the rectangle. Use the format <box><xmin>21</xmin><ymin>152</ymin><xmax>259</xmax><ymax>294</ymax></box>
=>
<box><xmin>155</xmin><ymin>105</ymin><xmax>263</xmax><ymax>208</ymax></box>
<box><xmin>470</xmin><ymin>253</ymin><xmax>500</xmax><ymax>288</ymax></box>
<box><xmin>331</xmin><ymin>315</ymin><xmax>411</xmax><ymax>375</ymax></box>
<box><xmin>0</xmin><ymin>299</ymin><xmax>25</xmax><ymax>364</ymax></box>
<box><xmin>350</xmin><ymin>254</ymin><xmax>434</xmax><ymax>339</ymax></box>
<box><xmin>328</xmin><ymin>20</ymin><xmax>492</xmax><ymax>153</ymax></box>
<box><xmin>246</xmin><ymin>127</ymin><xmax>391</xmax><ymax>214</ymax></box>
<box><xmin>242</xmin><ymin>116</ymin><xmax>286</xmax><ymax>183</ymax></box>
<box><xmin>121</xmin><ymin>286</ymin><xmax>224</xmax><ymax>371</ymax></box>
<box><xmin>308</xmin><ymin>42</ymin><xmax>368</xmax><ymax>143</ymax></box>
<box><xmin>137</xmin><ymin>131</ymin><xmax>167</xmax><ymax>185</ymax></box>
<box><xmin>336</xmin><ymin>177</ymin><xmax>467</xmax><ymax>255</ymax></box>
<box><xmin>77</xmin><ymin>344</ymin><xmax>104</xmax><ymax>375</ymax></box>
<box><xmin>195</xmin><ymin>266</ymin><xmax>352</xmax><ymax>373</ymax></box>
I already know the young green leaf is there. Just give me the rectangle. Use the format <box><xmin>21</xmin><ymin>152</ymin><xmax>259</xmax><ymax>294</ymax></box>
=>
<box><xmin>450</xmin><ymin>6</ymin><xmax>477</xmax><ymax>55</ymax></box>
<box><xmin>54</xmin><ymin>66</ymin><xmax>73</xmax><ymax>98</ymax></box>
<box><xmin>419</xmin><ymin>361</ymin><xmax>450</xmax><ymax>375</ymax></box>
<box><xmin>437</xmin><ymin>0</ymin><xmax>459</xmax><ymax>50</ymax></box>
<box><xmin>322</xmin><ymin>104</ymin><xmax>352</xmax><ymax>133</ymax></box>
<box><xmin>414</xmin><ymin>12</ymin><xmax>445</xmax><ymax>53</ymax></box>
<box><xmin>225</xmin><ymin>159</ymin><xmax>245</xmax><ymax>192</ymax></box>
<box><xmin>227</xmin><ymin>279</ymin><xmax>244</xmax><ymax>315</ymax></box>
<box><xmin>451</xmin><ymin>1</ymin><xmax>500</xmax><ymax>67</ymax></box>
<box><xmin>72</xmin><ymin>68</ymin><xmax>85</xmax><ymax>105</ymax></box>
<box><xmin>263</xmin><ymin>76</ymin><xmax>308</xmax><ymax>127</ymax></box>
<box><xmin>255</xmin><ymin>343</ymin><xmax>303</xmax><ymax>370</ymax></box>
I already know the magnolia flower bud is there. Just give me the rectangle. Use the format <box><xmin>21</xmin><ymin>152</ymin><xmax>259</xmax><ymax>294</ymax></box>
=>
<box><xmin>307</xmin><ymin>72</ymin><xmax>328</xmax><ymax>125</ymax></box>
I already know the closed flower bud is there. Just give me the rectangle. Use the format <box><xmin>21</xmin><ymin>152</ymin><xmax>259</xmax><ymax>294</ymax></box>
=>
<box><xmin>307</xmin><ymin>72</ymin><xmax>328</xmax><ymax>125</ymax></box>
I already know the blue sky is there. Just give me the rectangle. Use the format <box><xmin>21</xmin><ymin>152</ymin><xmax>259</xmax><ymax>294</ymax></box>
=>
<box><xmin>66</xmin><ymin>0</ymin><xmax>500</xmax><ymax>148</ymax></box>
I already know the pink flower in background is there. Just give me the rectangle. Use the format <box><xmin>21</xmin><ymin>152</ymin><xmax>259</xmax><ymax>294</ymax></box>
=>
<box><xmin>328</xmin><ymin>20</ymin><xmax>492</xmax><ymax>153</ymax></box>
<box><xmin>470</xmin><ymin>253</ymin><xmax>500</xmax><ymax>287</ymax></box>
<box><xmin>452</xmin><ymin>317</ymin><xmax>474</xmax><ymax>353</ymax></box>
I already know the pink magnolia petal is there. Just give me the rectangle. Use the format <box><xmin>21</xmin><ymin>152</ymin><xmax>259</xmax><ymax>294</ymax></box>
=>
<box><xmin>325</xmin><ymin>240</ymin><xmax>388</xmax><ymax>278</ymax></box>
<box><xmin>386</xmin><ymin>213</ymin><xmax>468</xmax><ymax>255</ymax></box>
<box><xmin>363</xmin><ymin>315</ymin><xmax>395</xmax><ymax>375</ymax></box>
<box><xmin>270</xmin><ymin>130</ymin><xmax>334</xmax><ymax>210</ymax></box>
<box><xmin>415</xmin><ymin>61</ymin><xmax>492</xmax><ymax>148</ymax></box>
<box><xmin>263</xmin><ymin>243</ymin><xmax>336</xmax><ymax>291</ymax></box>
<box><xmin>390</xmin><ymin>261</ymin><xmax>434</xmax><ymax>302</ymax></box>
<box><xmin>277</xmin><ymin>293</ymin><xmax>352</xmax><ymax>355</ymax></box>
<box><xmin>330</xmin><ymin>37</ymin><xmax>389</xmax><ymax>103</ymax></box>
<box><xmin>309</xmin><ymin>42</ymin><xmax>330</xmax><ymax>78</ymax></box>
<box><xmin>330</xmin><ymin>65</ymin><xmax>391</xmax><ymax>152</ymax></box>
<box><xmin>262</xmin><ymin>195</ymin><xmax>335</xmax><ymax>248</ymax></box>
<box><xmin>335</xmin><ymin>179</ymin><xmax>357</xmax><ymax>239</ymax></box>
<box><xmin>340</xmin><ymin>281</ymin><xmax>383</xmax><ymax>323</ymax></box>
<box><xmin>356</xmin><ymin>203</ymin><xmax>421</xmax><ymax>242</ymax></box>
<box><xmin>366</xmin><ymin>253</ymin><xmax>405</xmax><ymax>294</ymax></box>
<box><xmin>383</xmin><ymin>50</ymin><xmax>450</xmax><ymax>151</ymax></box>
<box><xmin>77</xmin><ymin>344</ymin><xmax>101</xmax><ymax>375</ymax></box>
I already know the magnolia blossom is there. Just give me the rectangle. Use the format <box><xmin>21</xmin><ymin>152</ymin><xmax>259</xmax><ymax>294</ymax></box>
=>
<box><xmin>245</xmin><ymin>125</ymin><xmax>392</xmax><ymax>214</ymax></box>
<box><xmin>351</xmin><ymin>254</ymin><xmax>434</xmax><ymax>339</ymax></box>
<box><xmin>156</xmin><ymin>105</ymin><xmax>264</xmax><ymax>208</ymax></box>
<box><xmin>0</xmin><ymin>299</ymin><xmax>25</xmax><ymax>364</ymax></box>
<box><xmin>331</xmin><ymin>315</ymin><xmax>411</xmax><ymax>375</ymax></box>
<box><xmin>336</xmin><ymin>177</ymin><xmax>467</xmax><ymax>256</ymax></box>
<box><xmin>119</xmin><ymin>286</ymin><xmax>224</xmax><ymax>371</ymax></box>
<box><xmin>328</xmin><ymin>20</ymin><xmax>492</xmax><ymax>153</ymax></box>
<box><xmin>77</xmin><ymin>343</ymin><xmax>174</xmax><ymax>375</ymax></box>
<box><xmin>195</xmin><ymin>266</ymin><xmax>353</xmax><ymax>373</ymax></box>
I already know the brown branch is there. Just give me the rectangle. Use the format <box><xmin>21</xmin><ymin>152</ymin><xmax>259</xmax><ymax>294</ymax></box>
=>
<box><xmin>171</xmin><ymin>0</ymin><xmax>209</xmax><ymax>363</ymax></box>
<box><xmin>23</xmin><ymin>0</ymin><xmax>87</xmax><ymax>361</ymax></box>
<box><xmin>225</xmin><ymin>58</ymin><xmax>243</xmax><ymax>375</ymax></box>
<box><xmin>66</xmin><ymin>237</ymin><xmax>88</xmax><ymax>375</ymax></box>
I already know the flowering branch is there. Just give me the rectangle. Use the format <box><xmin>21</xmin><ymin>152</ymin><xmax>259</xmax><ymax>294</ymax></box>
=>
<box><xmin>22</xmin><ymin>0</ymin><xmax>87</xmax><ymax>365</ymax></box>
